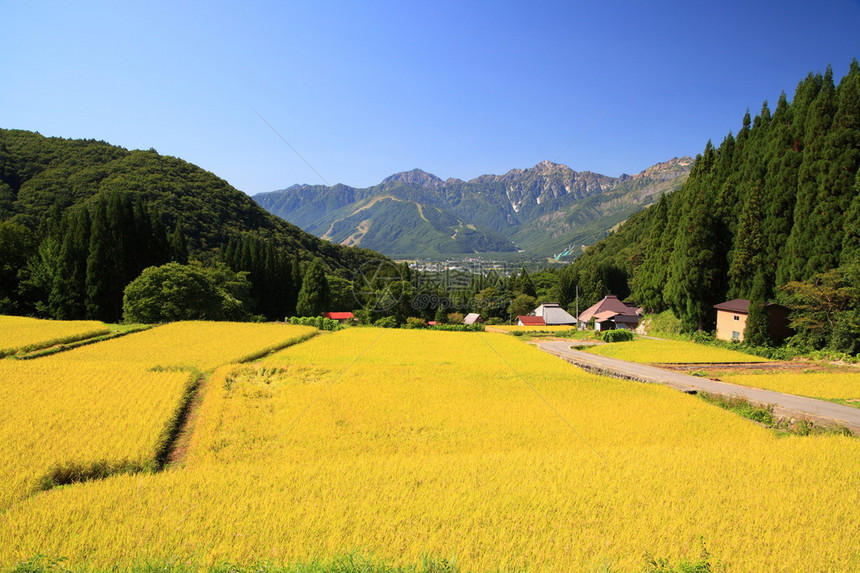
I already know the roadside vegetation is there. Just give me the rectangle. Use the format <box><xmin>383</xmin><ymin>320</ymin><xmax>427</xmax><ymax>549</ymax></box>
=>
<box><xmin>698</xmin><ymin>392</ymin><xmax>853</xmax><ymax>436</ymax></box>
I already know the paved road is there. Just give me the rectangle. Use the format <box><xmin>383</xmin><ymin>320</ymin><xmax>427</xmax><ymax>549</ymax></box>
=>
<box><xmin>537</xmin><ymin>340</ymin><xmax>860</xmax><ymax>434</ymax></box>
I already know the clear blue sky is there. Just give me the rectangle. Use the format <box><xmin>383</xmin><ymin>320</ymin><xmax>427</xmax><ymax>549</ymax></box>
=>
<box><xmin>2</xmin><ymin>0</ymin><xmax>858</xmax><ymax>194</ymax></box>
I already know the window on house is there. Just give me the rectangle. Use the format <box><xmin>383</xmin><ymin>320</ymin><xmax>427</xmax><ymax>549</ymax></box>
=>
<box><xmin>731</xmin><ymin>331</ymin><xmax>740</xmax><ymax>341</ymax></box>
<box><xmin>733</xmin><ymin>315</ymin><xmax>740</xmax><ymax>321</ymax></box>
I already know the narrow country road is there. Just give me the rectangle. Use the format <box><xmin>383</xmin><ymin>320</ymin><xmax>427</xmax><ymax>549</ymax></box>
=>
<box><xmin>537</xmin><ymin>340</ymin><xmax>860</xmax><ymax>434</ymax></box>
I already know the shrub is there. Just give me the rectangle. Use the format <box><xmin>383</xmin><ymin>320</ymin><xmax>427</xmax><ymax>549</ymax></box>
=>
<box><xmin>429</xmin><ymin>324</ymin><xmax>485</xmax><ymax>332</ymax></box>
<box><xmin>447</xmin><ymin>312</ymin><xmax>465</xmax><ymax>324</ymax></box>
<box><xmin>404</xmin><ymin>317</ymin><xmax>428</xmax><ymax>329</ymax></box>
<box><xmin>287</xmin><ymin>316</ymin><xmax>342</xmax><ymax>331</ymax></box>
<box><xmin>601</xmin><ymin>329</ymin><xmax>633</xmax><ymax>343</ymax></box>
<box><xmin>373</xmin><ymin>316</ymin><xmax>398</xmax><ymax>328</ymax></box>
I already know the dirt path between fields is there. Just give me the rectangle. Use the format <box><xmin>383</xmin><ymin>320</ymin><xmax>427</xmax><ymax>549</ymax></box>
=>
<box><xmin>537</xmin><ymin>340</ymin><xmax>860</xmax><ymax>434</ymax></box>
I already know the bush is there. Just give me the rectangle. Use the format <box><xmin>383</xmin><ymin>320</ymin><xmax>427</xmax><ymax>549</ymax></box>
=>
<box><xmin>601</xmin><ymin>329</ymin><xmax>633</xmax><ymax>342</ymax></box>
<box><xmin>286</xmin><ymin>316</ymin><xmax>342</xmax><ymax>331</ymax></box>
<box><xmin>447</xmin><ymin>312</ymin><xmax>465</xmax><ymax>324</ymax></box>
<box><xmin>404</xmin><ymin>317</ymin><xmax>427</xmax><ymax>329</ymax></box>
<box><xmin>373</xmin><ymin>316</ymin><xmax>398</xmax><ymax>328</ymax></box>
<box><xmin>429</xmin><ymin>323</ymin><xmax>485</xmax><ymax>332</ymax></box>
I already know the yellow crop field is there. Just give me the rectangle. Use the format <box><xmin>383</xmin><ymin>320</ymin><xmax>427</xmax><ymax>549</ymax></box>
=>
<box><xmin>720</xmin><ymin>370</ymin><xmax>860</xmax><ymax>402</ymax></box>
<box><xmin>1</xmin><ymin>328</ymin><xmax>857</xmax><ymax>572</ymax></box>
<box><xmin>0</xmin><ymin>360</ymin><xmax>194</xmax><ymax>509</ymax></box>
<box><xmin>489</xmin><ymin>324</ymin><xmax>577</xmax><ymax>332</ymax></box>
<box><xmin>585</xmin><ymin>338</ymin><xmax>770</xmax><ymax>363</ymax></box>
<box><xmin>44</xmin><ymin>321</ymin><xmax>318</xmax><ymax>371</ymax></box>
<box><xmin>0</xmin><ymin>322</ymin><xmax>317</xmax><ymax>511</ymax></box>
<box><xmin>0</xmin><ymin>315</ymin><xmax>109</xmax><ymax>357</ymax></box>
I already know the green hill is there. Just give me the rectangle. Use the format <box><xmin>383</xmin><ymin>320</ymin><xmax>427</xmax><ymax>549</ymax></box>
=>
<box><xmin>0</xmin><ymin>129</ymin><xmax>387</xmax><ymax>320</ymax></box>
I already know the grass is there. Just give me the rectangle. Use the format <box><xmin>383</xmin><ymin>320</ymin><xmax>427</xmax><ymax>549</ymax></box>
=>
<box><xmin>698</xmin><ymin>392</ymin><xmax>854</xmax><ymax>436</ymax></box>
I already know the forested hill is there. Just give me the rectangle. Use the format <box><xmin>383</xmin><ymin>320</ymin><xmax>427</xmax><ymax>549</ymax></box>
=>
<box><xmin>0</xmin><ymin>129</ymin><xmax>387</xmax><ymax>320</ymax></box>
<box><xmin>560</xmin><ymin>61</ymin><xmax>860</xmax><ymax>336</ymax></box>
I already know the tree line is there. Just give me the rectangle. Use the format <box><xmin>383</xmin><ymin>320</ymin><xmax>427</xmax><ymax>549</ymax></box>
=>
<box><xmin>557</xmin><ymin>61</ymin><xmax>860</xmax><ymax>352</ymax></box>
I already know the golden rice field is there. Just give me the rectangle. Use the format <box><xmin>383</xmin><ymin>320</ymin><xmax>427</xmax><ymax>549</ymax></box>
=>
<box><xmin>43</xmin><ymin>321</ymin><xmax>318</xmax><ymax>371</ymax></box>
<box><xmin>0</xmin><ymin>315</ymin><xmax>109</xmax><ymax>357</ymax></box>
<box><xmin>720</xmin><ymin>370</ymin><xmax>860</xmax><ymax>403</ymax></box>
<box><xmin>0</xmin><ymin>361</ymin><xmax>194</xmax><ymax>509</ymax></box>
<box><xmin>1</xmin><ymin>328</ymin><xmax>857</xmax><ymax>571</ymax></box>
<box><xmin>585</xmin><ymin>338</ymin><xmax>770</xmax><ymax>364</ymax></box>
<box><xmin>0</xmin><ymin>322</ymin><xmax>317</xmax><ymax>511</ymax></box>
<box><xmin>488</xmin><ymin>324</ymin><xmax>578</xmax><ymax>332</ymax></box>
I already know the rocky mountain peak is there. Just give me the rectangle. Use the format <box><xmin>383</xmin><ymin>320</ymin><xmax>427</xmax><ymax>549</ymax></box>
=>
<box><xmin>382</xmin><ymin>168</ymin><xmax>445</xmax><ymax>188</ymax></box>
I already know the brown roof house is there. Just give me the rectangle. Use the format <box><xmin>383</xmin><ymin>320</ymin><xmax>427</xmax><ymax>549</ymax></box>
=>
<box><xmin>714</xmin><ymin>299</ymin><xmax>792</xmax><ymax>343</ymax></box>
<box><xmin>577</xmin><ymin>295</ymin><xmax>641</xmax><ymax>331</ymax></box>
<box><xmin>463</xmin><ymin>313</ymin><xmax>484</xmax><ymax>325</ymax></box>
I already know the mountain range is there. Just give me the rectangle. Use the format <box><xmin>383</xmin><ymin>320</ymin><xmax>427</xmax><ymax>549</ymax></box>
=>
<box><xmin>254</xmin><ymin>157</ymin><xmax>692</xmax><ymax>259</ymax></box>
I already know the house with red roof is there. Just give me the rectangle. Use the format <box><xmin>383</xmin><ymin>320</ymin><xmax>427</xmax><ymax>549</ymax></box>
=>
<box><xmin>517</xmin><ymin>315</ymin><xmax>546</xmax><ymax>327</ymax></box>
<box><xmin>322</xmin><ymin>311</ymin><xmax>355</xmax><ymax>323</ymax></box>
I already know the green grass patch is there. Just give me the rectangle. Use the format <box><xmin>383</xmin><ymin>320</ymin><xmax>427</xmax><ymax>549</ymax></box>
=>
<box><xmin>698</xmin><ymin>393</ymin><xmax>854</xmax><ymax>437</ymax></box>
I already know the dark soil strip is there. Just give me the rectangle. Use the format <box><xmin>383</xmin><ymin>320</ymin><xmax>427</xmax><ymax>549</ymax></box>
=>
<box><xmin>165</xmin><ymin>374</ymin><xmax>209</xmax><ymax>467</ymax></box>
<box><xmin>154</xmin><ymin>372</ymin><xmax>203</xmax><ymax>470</ymax></box>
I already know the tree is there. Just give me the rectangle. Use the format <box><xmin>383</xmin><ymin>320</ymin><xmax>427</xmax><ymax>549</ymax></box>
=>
<box><xmin>507</xmin><ymin>294</ymin><xmax>537</xmax><ymax>320</ymax></box>
<box><xmin>780</xmin><ymin>265</ymin><xmax>857</xmax><ymax>350</ymax></box>
<box><xmin>295</xmin><ymin>258</ymin><xmax>330</xmax><ymax>317</ymax></box>
<box><xmin>0</xmin><ymin>221</ymin><xmax>37</xmax><ymax>312</ymax></box>
<box><xmin>122</xmin><ymin>262</ymin><xmax>250</xmax><ymax>323</ymax></box>
<box><xmin>169</xmin><ymin>220</ymin><xmax>189</xmax><ymax>264</ymax></box>
<box><xmin>743</xmin><ymin>271</ymin><xmax>772</xmax><ymax>347</ymax></box>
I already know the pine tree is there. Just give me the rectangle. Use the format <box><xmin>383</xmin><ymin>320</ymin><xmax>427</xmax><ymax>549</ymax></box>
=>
<box><xmin>631</xmin><ymin>195</ymin><xmax>670</xmax><ymax>312</ymax></box>
<box><xmin>295</xmin><ymin>258</ymin><xmax>330</xmax><ymax>317</ymax></box>
<box><xmin>804</xmin><ymin>60</ymin><xmax>860</xmax><ymax>275</ymax></box>
<box><xmin>665</xmin><ymin>153</ymin><xmax>722</xmax><ymax>331</ymax></box>
<box><xmin>86</xmin><ymin>195</ymin><xmax>122</xmax><ymax>321</ymax></box>
<box><xmin>781</xmin><ymin>66</ymin><xmax>837</xmax><ymax>283</ymax></box>
<box><xmin>169</xmin><ymin>220</ymin><xmax>189</xmax><ymax>265</ymax></box>
<box><xmin>744</xmin><ymin>270</ymin><xmax>772</xmax><ymax>347</ymax></box>
<box><xmin>50</xmin><ymin>208</ymin><xmax>90</xmax><ymax>319</ymax></box>
<box><xmin>841</xmin><ymin>169</ymin><xmax>860</xmax><ymax>264</ymax></box>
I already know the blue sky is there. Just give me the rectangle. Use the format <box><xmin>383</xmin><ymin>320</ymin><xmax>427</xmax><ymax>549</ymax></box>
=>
<box><xmin>2</xmin><ymin>1</ymin><xmax>858</xmax><ymax>194</ymax></box>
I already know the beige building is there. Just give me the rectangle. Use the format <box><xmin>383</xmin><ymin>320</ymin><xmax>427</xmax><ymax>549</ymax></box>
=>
<box><xmin>714</xmin><ymin>299</ymin><xmax>749</xmax><ymax>341</ymax></box>
<box><xmin>714</xmin><ymin>298</ymin><xmax>793</xmax><ymax>343</ymax></box>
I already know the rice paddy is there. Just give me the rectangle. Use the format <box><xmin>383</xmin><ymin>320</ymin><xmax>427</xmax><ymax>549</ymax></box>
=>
<box><xmin>0</xmin><ymin>326</ymin><xmax>857</xmax><ymax>572</ymax></box>
<box><xmin>584</xmin><ymin>338</ymin><xmax>770</xmax><ymax>364</ymax></box>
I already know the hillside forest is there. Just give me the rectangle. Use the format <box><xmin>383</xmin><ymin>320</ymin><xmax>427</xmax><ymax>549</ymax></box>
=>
<box><xmin>0</xmin><ymin>129</ymin><xmax>386</xmax><ymax>322</ymax></box>
<box><xmin>558</xmin><ymin>61</ymin><xmax>860</xmax><ymax>353</ymax></box>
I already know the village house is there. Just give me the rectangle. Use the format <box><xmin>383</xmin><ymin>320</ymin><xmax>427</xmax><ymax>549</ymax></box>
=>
<box><xmin>517</xmin><ymin>315</ymin><xmax>546</xmax><ymax>327</ymax></box>
<box><xmin>577</xmin><ymin>295</ymin><xmax>641</xmax><ymax>331</ymax></box>
<box><xmin>528</xmin><ymin>303</ymin><xmax>577</xmax><ymax>326</ymax></box>
<box><xmin>322</xmin><ymin>311</ymin><xmax>355</xmax><ymax>323</ymax></box>
<box><xmin>713</xmin><ymin>299</ymin><xmax>792</xmax><ymax>343</ymax></box>
<box><xmin>463</xmin><ymin>313</ymin><xmax>484</xmax><ymax>325</ymax></box>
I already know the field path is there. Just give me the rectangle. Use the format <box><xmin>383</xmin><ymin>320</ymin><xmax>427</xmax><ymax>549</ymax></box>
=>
<box><xmin>538</xmin><ymin>340</ymin><xmax>860</xmax><ymax>434</ymax></box>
